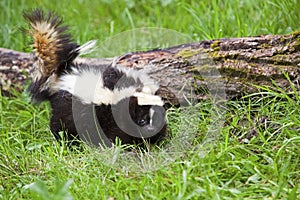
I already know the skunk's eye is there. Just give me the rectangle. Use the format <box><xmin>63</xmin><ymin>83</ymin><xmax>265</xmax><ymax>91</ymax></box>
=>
<box><xmin>137</xmin><ymin>118</ymin><xmax>147</xmax><ymax>126</ymax></box>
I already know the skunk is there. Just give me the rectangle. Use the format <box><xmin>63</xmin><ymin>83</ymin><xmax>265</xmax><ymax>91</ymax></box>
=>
<box><xmin>23</xmin><ymin>9</ymin><xmax>167</xmax><ymax>147</ymax></box>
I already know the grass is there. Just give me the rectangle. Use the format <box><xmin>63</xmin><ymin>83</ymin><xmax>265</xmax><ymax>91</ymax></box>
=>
<box><xmin>1</xmin><ymin>0</ymin><xmax>300</xmax><ymax>199</ymax></box>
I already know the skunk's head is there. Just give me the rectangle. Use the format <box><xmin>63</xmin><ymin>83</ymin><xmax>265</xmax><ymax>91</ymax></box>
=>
<box><xmin>129</xmin><ymin>97</ymin><xmax>153</xmax><ymax>126</ymax></box>
<box><xmin>109</xmin><ymin>93</ymin><xmax>166</xmax><ymax>141</ymax></box>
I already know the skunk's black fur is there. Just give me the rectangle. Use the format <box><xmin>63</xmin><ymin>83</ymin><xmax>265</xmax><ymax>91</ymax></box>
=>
<box><xmin>24</xmin><ymin>9</ymin><xmax>167</xmax><ymax>146</ymax></box>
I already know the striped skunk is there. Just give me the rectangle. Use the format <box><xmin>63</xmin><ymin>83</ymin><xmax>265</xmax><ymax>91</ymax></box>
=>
<box><xmin>23</xmin><ymin>9</ymin><xmax>167</xmax><ymax>147</ymax></box>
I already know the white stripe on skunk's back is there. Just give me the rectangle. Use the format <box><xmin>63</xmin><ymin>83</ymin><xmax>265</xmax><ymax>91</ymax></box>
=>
<box><xmin>56</xmin><ymin>66</ymin><xmax>164</xmax><ymax>106</ymax></box>
<box><xmin>56</xmin><ymin>68</ymin><xmax>113</xmax><ymax>105</ymax></box>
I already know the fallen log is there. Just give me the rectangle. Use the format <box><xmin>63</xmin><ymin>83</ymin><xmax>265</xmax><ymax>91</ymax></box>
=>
<box><xmin>1</xmin><ymin>31</ymin><xmax>300</xmax><ymax>104</ymax></box>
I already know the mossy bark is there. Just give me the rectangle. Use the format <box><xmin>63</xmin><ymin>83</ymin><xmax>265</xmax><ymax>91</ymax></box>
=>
<box><xmin>1</xmin><ymin>31</ymin><xmax>300</xmax><ymax>103</ymax></box>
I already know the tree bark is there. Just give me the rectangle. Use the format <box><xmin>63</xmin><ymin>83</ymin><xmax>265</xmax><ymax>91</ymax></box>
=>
<box><xmin>1</xmin><ymin>31</ymin><xmax>300</xmax><ymax>104</ymax></box>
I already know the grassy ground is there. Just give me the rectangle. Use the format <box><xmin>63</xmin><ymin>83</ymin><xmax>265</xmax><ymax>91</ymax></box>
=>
<box><xmin>1</xmin><ymin>0</ymin><xmax>300</xmax><ymax>199</ymax></box>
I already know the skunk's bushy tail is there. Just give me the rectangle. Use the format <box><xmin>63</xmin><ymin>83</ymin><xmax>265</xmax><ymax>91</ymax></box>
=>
<box><xmin>23</xmin><ymin>9</ymin><xmax>96</xmax><ymax>101</ymax></box>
